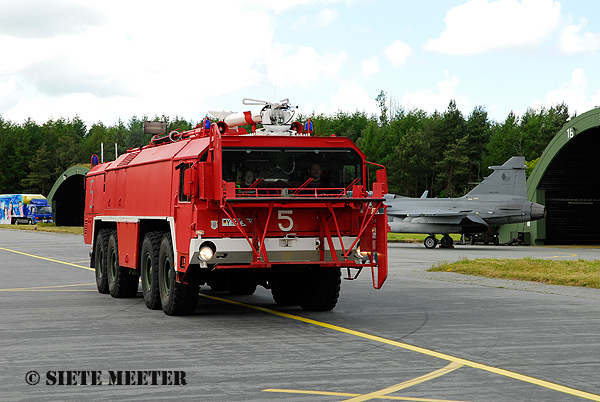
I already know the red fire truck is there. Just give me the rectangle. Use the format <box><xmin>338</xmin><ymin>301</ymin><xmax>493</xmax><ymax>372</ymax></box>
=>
<box><xmin>84</xmin><ymin>98</ymin><xmax>388</xmax><ymax>315</ymax></box>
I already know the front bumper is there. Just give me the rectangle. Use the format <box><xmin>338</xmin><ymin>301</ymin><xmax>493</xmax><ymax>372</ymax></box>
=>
<box><xmin>189</xmin><ymin>235</ymin><xmax>362</xmax><ymax>267</ymax></box>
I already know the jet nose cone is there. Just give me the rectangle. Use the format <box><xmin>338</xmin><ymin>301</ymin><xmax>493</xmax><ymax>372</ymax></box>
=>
<box><xmin>530</xmin><ymin>202</ymin><xmax>546</xmax><ymax>220</ymax></box>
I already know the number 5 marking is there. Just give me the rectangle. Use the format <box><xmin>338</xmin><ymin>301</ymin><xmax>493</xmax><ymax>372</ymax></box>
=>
<box><xmin>278</xmin><ymin>210</ymin><xmax>293</xmax><ymax>231</ymax></box>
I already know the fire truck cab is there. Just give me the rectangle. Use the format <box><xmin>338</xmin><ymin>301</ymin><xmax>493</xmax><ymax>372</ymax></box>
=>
<box><xmin>84</xmin><ymin>99</ymin><xmax>388</xmax><ymax>315</ymax></box>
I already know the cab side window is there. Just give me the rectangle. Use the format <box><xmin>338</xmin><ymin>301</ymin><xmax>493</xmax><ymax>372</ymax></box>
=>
<box><xmin>178</xmin><ymin>163</ymin><xmax>191</xmax><ymax>202</ymax></box>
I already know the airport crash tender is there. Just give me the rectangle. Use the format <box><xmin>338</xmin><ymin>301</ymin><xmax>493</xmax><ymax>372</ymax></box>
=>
<box><xmin>84</xmin><ymin>98</ymin><xmax>389</xmax><ymax>315</ymax></box>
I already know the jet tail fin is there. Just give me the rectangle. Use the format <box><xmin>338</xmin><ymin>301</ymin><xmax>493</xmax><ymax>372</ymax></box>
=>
<box><xmin>466</xmin><ymin>156</ymin><xmax>527</xmax><ymax>198</ymax></box>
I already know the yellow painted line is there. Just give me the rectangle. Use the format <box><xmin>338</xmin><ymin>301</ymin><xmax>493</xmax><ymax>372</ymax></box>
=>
<box><xmin>340</xmin><ymin>361</ymin><xmax>464</xmax><ymax>402</ymax></box>
<box><xmin>0</xmin><ymin>246</ymin><xmax>93</xmax><ymax>271</ymax></box>
<box><xmin>265</xmin><ymin>361</ymin><xmax>467</xmax><ymax>402</ymax></box>
<box><xmin>1</xmin><ymin>283</ymin><xmax>96</xmax><ymax>292</ymax></box>
<box><xmin>201</xmin><ymin>293</ymin><xmax>600</xmax><ymax>401</ymax></box>
<box><xmin>3</xmin><ymin>289</ymin><xmax>97</xmax><ymax>292</ymax></box>
<box><xmin>541</xmin><ymin>252</ymin><xmax>578</xmax><ymax>259</ymax></box>
<box><xmin>264</xmin><ymin>387</ymin><xmax>469</xmax><ymax>401</ymax></box>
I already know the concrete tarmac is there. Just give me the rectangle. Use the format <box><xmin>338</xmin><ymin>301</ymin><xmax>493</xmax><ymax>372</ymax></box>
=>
<box><xmin>1</xmin><ymin>229</ymin><xmax>599</xmax><ymax>402</ymax></box>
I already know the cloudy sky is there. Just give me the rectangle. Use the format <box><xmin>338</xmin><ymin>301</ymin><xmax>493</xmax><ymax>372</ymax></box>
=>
<box><xmin>1</xmin><ymin>0</ymin><xmax>599</xmax><ymax>127</ymax></box>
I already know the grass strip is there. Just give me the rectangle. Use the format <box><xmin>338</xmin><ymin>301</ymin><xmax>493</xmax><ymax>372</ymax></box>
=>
<box><xmin>0</xmin><ymin>224</ymin><xmax>83</xmax><ymax>235</ymax></box>
<box><xmin>429</xmin><ymin>257</ymin><xmax>600</xmax><ymax>289</ymax></box>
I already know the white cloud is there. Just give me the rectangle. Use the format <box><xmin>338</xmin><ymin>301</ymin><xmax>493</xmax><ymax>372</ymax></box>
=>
<box><xmin>361</xmin><ymin>57</ymin><xmax>380</xmax><ymax>77</ymax></box>
<box><xmin>425</xmin><ymin>0</ymin><xmax>562</xmax><ymax>54</ymax></box>
<box><xmin>532</xmin><ymin>68</ymin><xmax>600</xmax><ymax>114</ymax></box>
<box><xmin>0</xmin><ymin>1</ymin><xmax>282</xmax><ymax>124</ymax></box>
<box><xmin>331</xmin><ymin>83</ymin><xmax>379</xmax><ymax>114</ymax></box>
<box><xmin>559</xmin><ymin>19</ymin><xmax>600</xmax><ymax>54</ymax></box>
<box><xmin>385</xmin><ymin>40</ymin><xmax>411</xmax><ymax>67</ymax></box>
<box><xmin>0</xmin><ymin>0</ymin><xmax>104</xmax><ymax>39</ymax></box>
<box><xmin>266</xmin><ymin>46</ymin><xmax>346</xmax><ymax>90</ymax></box>
<box><xmin>401</xmin><ymin>71</ymin><xmax>467</xmax><ymax>113</ymax></box>
<box><xmin>0</xmin><ymin>0</ymin><xmax>356</xmax><ymax>125</ymax></box>
<box><xmin>317</xmin><ymin>8</ymin><xmax>339</xmax><ymax>26</ymax></box>
<box><xmin>304</xmin><ymin>83</ymin><xmax>379</xmax><ymax>116</ymax></box>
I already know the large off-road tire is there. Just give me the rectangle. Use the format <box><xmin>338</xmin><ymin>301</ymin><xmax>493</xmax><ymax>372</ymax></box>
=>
<box><xmin>158</xmin><ymin>234</ymin><xmax>199</xmax><ymax>316</ymax></box>
<box><xmin>107</xmin><ymin>230</ymin><xmax>140</xmax><ymax>298</ymax></box>
<box><xmin>140</xmin><ymin>231</ymin><xmax>162</xmax><ymax>310</ymax></box>
<box><xmin>299</xmin><ymin>267</ymin><xmax>341</xmax><ymax>312</ymax></box>
<box><xmin>271</xmin><ymin>273</ymin><xmax>303</xmax><ymax>306</ymax></box>
<box><xmin>94</xmin><ymin>229</ymin><xmax>110</xmax><ymax>294</ymax></box>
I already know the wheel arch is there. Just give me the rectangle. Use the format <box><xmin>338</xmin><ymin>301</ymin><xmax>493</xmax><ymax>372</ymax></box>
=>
<box><xmin>90</xmin><ymin>217</ymin><xmax>172</xmax><ymax>269</ymax></box>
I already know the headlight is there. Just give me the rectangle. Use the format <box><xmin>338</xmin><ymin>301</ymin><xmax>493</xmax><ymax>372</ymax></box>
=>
<box><xmin>355</xmin><ymin>246</ymin><xmax>368</xmax><ymax>259</ymax></box>
<box><xmin>354</xmin><ymin>246</ymin><xmax>369</xmax><ymax>262</ymax></box>
<box><xmin>199</xmin><ymin>246</ymin><xmax>214</xmax><ymax>262</ymax></box>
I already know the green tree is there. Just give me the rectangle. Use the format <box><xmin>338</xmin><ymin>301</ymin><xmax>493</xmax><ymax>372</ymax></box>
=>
<box><xmin>484</xmin><ymin>111</ymin><xmax>520</xmax><ymax>167</ymax></box>
<box><xmin>107</xmin><ymin>119</ymin><xmax>128</xmax><ymax>159</ymax></box>
<box><xmin>387</xmin><ymin>127</ymin><xmax>431</xmax><ymax>196</ymax></box>
<box><xmin>83</xmin><ymin>122</ymin><xmax>109</xmax><ymax>162</ymax></box>
<box><xmin>375</xmin><ymin>90</ymin><xmax>388</xmax><ymax>127</ymax></box>
<box><xmin>464</xmin><ymin>106</ymin><xmax>491</xmax><ymax>185</ymax></box>
<box><xmin>126</xmin><ymin>116</ymin><xmax>147</xmax><ymax>149</ymax></box>
<box><xmin>21</xmin><ymin>144</ymin><xmax>55</xmax><ymax>194</ymax></box>
<box><xmin>435</xmin><ymin>135</ymin><xmax>470</xmax><ymax>197</ymax></box>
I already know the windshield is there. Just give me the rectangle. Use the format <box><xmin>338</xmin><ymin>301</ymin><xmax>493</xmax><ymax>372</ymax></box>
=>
<box><xmin>222</xmin><ymin>147</ymin><xmax>363</xmax><ymax>190</ymax></box>
<box><xmin>36</xmin><ymin>206</ymin><xmax>52</xmax><ymax>215</ymax></box>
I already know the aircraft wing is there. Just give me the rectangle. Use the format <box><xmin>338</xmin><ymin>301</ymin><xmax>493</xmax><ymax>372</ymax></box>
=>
<box><xmin>386</xmin><ymin>208</ymin><xmax>473</xmax><ymax>218</ymax></box>
<box><xmin>465</xmin><ymin>213</ymin><xmax>489</xmax><ymax>227</ymax></box>
<box><xmin>389</xmin><ymin>208</ymin><xmax>489</xmax><ymax>227</ymax></box>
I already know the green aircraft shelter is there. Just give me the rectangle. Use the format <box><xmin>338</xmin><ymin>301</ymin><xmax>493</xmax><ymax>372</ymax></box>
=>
<box><xmin>48</xmin><ymin>165</ymin><xmax>89</xmax><ymax>227</ymax></box>
<box><xmin>499</xmin><ymin>107</ymin><xmax>600</xmax><ymax>245</ymax></box>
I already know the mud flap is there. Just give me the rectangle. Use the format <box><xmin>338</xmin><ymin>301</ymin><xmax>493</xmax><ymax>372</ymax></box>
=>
<box><xmin>372</xmin><ymin>212</ymin><xmax>388</xmax><ymax>289</ymax></box>
<box><xmin>360</xmin><ymin>210</ymin><xmax>388</xmax><ymax>289</ymax></box>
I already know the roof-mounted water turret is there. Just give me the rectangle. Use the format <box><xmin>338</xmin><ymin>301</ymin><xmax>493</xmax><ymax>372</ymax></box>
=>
<box><xmin>210</xmin><ymin>98</ymin><xmax>305</xmax><ymax>136</ymax></box>
<box><xmin>141</xmin><ymin>98</ymin><xmax>309</xmax><ymax>149</ymax></box>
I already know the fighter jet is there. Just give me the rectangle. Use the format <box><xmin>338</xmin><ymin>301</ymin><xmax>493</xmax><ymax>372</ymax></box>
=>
<box><xmin>385</xmin><ymin>156</ymin><xmax>546</xmax><ymax>248</ymax></box>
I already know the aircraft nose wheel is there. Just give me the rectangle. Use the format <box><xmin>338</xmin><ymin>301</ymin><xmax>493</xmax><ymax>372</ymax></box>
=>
<box><xmin>424</xmin><ymin>235</ymin><xmax>438</xmax><ymax>249</ymax></box>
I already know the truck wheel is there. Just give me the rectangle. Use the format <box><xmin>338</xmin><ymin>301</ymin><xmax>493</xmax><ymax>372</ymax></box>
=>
<box><xmin>94</xmin><ymin>229</ymin><xmax>110</xmax><ymax>294</ymax></box>
<box><xmin>158</xmin><ymin>234</ymin><xmax>199</xmax><ymax>316</ymax></box>
<box><xmin>107</xmin><ymin>231</ymin><xmax>140</xmax><ymax>298</ymax></box>
<box><xmin>299</xmin><ymin>267</ymin><xmax>341</xmax><ymax>312</ymax></box>
<box><xmin>271</xmin><ymin>273</ymin><xmax>302</xmax><ymax>306</ymax></box>
<box><xmin>140</xmin><ymin>232</ymin><xmax>162</xmax><ymax>310</ymax></box>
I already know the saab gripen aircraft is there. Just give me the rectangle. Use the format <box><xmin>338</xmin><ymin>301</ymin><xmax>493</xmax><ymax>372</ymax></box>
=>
<box><xmin>385</xmin><ymin>156</ymin><xmax>546</xmax><ymax>248</ymax></box>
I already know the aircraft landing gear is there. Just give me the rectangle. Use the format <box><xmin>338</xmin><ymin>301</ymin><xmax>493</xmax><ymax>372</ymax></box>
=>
<box><xmin>424</xmin><ymin>235</ymin><xmax>438</xmax><ymax>249</ymax></box>
<box><xmin>440</xmin><ymin>235</ymin><xmax>454</xmax><ymax>248</ymax></box>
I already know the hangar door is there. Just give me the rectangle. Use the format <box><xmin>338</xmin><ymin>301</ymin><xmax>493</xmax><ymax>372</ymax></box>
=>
<box><xmin>538</xmin><ymin>128</ymin><xmax>600</xmax><ymax>244</ymax></box>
